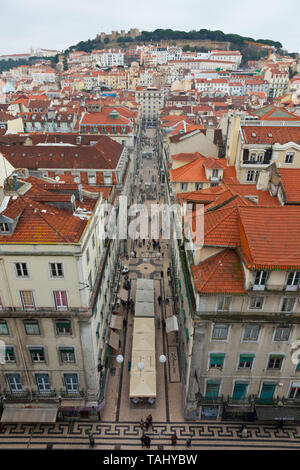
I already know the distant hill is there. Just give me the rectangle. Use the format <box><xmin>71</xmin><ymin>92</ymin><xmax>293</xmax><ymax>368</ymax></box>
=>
<box><xmin>65</xmin><ymin>28</ymin><xmax>283</xmax><ymax>54</ymax></box>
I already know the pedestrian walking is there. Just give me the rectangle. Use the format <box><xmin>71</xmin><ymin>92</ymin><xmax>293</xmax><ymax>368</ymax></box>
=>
<box><xmin>186</xmin><ymin>438</ymin><xmax>192</xmax><ymax>447</ymax></box>
<box><xmin>276</xmin><ymin>420</ymin><xmax>284</xmax><ymax>431</ymax></box>
<box><xmin>140</xmin><ymin>418</ymin><xmax>144</xmax><ymax>430</ymax></box>
<box><xmin>162</xmin><ymin>318</ymin><xmax>166</xmax><ymax>329</ymax></box>
<box><xmin>158</xmin><ymin>295</ymin><xmax>162</xmax><ymax>305</ymax></box>
<box><xmin>161</xmin><ymin>270</ymin><xmax>163</xmax><ymax>278</ymax></box>
<box><xmin>144</xmin><ymin>435</ymin><xmax>151</xmax><ymax>449</ymax></box>
<box><xmin>140</xmin><ymin>433</ymin><xmax>146</xmax><ymax>448</ymax></box>
<box><xmin>171</xmin><ymin>433</ymin><xmax>177</xmax><ymax>445</ymax></box>
<box><xmin>146</xmin><ymin>414</ymin><xmax>153</xmax><ymax>428</ymax></box>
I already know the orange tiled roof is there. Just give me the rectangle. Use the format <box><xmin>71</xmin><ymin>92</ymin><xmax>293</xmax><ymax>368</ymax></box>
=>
<box><xmin>278</xmin><ymin>169</ymin><xmax>300</xmax><ymax>203</ymax></box>
<box><xmin>192</xmin><ymin>249</ymin><xmax>246</xmax><ymax>294</ymax></box>
<box><xmin>238</xmin><ymin>206</ymin><xmax>300</xmax><ymax>269</ymax></box>
<box><xmin>242</xmin><ymin>126</ymin><xmax>300</xmax><ymax>145</ymax></box>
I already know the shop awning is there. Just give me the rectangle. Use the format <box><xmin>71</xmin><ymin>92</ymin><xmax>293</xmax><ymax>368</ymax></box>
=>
<box><xmin>110</xmin><ymin>314</ymin><xmax>123</xmax><ymax>330</ymax></box>
<box><xmin>1</xmin><ymin>404</ymin><xmax>58</xmax><ymax>423</ymax></box>
<box><xmin>166</xmin><ymin>315</ymin><xmax>179</xmax><ymax>333</ymax></box>
<box><xmin>255</xmin><ymin>406</ymin><xmax>300</xmax><ymax>421</ymax></box>
<box><xmin>108</xmin><ymin>329</ymin><xmax>120</xmax><ymax>350</ymax></box>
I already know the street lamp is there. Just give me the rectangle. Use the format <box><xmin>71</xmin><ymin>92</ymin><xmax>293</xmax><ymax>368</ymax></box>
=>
<box><xmin>159</xmin><ymin>355</ymin><xmax>167</xmax><ymax>364</ymax></box>
<box><xmin>116</xmin><ymin>354</ymin><xmax>124</xmax><ymax>364</ymax></box>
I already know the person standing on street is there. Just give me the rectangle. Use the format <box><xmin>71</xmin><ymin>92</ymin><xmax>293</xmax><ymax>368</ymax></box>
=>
<box><xmin>171</xmin><ymin>433</ymin><xmax>177</xmax><ymax>446</ymax></box>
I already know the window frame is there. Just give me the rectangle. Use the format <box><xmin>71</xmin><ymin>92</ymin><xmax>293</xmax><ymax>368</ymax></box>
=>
<box><xmin>55</xmin><ymin>320</ymin><xmax>72</xmax><ymax>335</ymax></box>
<box><xmin>24</xmin><ymin>320</ymin><xmax>40</xmax><ymax>335</ymax></box>
<box><xmin>242</xmin><ymin>324</ymin><xmax>260</xmax><ymax>342</ymax></box>
<box><xmin>211</xmin><ymin>324</ymin><xmax>229</xmax><ymax>341</ymax></box>
<box><xmin>273</xmin><ymin>325</ymin><xmax>291</xmax><ymax>342</ymax></box>
<box><xmin>248</xmin><ymin>296</ymin><xmax>264</xmax><ymax>310</ymax></box>
<box><xmin>49</xmin><ymin>262</ymin><xmax>64</xmax><ymax>279</ymax></box>
<box><xmin>14</xmin><ymin>262</ymin><xmax>29</xmax><ymax>278</ymax></box>
<box><xmin>29</xmin><ymin>347</ymin><xmax>46</xmax><ymax>363</ymax></box>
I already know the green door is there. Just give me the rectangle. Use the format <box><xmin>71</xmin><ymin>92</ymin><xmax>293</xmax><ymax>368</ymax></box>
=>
<box><xmin>260</xmin><ymin>383</ymin><xmax>276</xmax><ymax>400</ymax></box>
<box><xmin>232</xmin><ymin>383</ymin><xmax>247</xmax><ymax>400</ymax></box>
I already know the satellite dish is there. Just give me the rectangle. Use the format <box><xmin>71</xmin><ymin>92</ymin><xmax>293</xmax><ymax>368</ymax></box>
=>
<box><xmin>159</xmin><ymin>355</ymin><xmax>167</xmax><ymax>364</ymax></box>
<box><xmin>55</xmin><ymin>176</ymin><xmax>60</xmax><ymax>181</ymax></box>
<box><xmin>137</xmin><ymin>362</ymin><xmax>144</xmax><ymax>371</ymax></box>
<box><xmin>116</xmin><ymin>354</ymin><xmax>124</xmax><ymax>364</ymax></box>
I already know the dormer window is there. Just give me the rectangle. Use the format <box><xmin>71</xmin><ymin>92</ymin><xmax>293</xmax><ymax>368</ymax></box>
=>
<box><xmin>0</xmin><ymin>222</ymin><xmax>10</xmax><ymax>233</ymax></box>
<box><xmin>285</xmin><ymin>152</ymin><xmax>294</xmax><ymax>164</ymax></box>
<box><xmin>251</xmin><ymin>132</ymin><xmax>256</xmax><ymax>137</ymax></box>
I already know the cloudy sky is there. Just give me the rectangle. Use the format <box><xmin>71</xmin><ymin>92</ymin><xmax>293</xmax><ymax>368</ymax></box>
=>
<box><xmin>1</xmin><ymin>0</ymin><xmax>299</xmax><ymax>55</ymax></box>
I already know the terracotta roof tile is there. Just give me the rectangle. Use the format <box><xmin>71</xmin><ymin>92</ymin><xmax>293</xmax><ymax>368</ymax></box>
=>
<box><xmin>192</xmin><ymin>249</ymin><xmax>246</xmax><ymax>294</ymax></box>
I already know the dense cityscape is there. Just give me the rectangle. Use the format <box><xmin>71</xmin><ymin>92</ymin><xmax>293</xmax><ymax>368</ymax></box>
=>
<box><xmin>0</xmin><ymin>21</ymin><xmax>300</xmax><ymax>453</ymax></box>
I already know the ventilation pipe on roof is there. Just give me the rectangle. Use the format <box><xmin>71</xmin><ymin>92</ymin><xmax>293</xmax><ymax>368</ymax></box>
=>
<box><xmin>78</xmin><ymin>184</ymin><xmax>83</xmax><ymax>202</ymax></box>
<box><xmin>12</xmin><ymin>173</ymin><xmax>18</xmax><ymax>192</ymax></box>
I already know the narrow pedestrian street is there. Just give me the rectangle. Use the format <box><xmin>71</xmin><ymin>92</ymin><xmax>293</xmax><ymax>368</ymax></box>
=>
<box><xmin>1</xmin><ymin>127</ymin><xmax>300</xmax><ymax>451</ymax></box>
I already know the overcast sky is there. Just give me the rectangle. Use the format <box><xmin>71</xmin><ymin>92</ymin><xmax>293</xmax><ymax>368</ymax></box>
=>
<box><xmin>1</xmin><ymin>0</ymin><xmax>299</xmax><ymax>56</ymax></box>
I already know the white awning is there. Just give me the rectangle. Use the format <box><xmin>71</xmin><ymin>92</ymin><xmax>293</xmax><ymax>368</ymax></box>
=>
<box><xmin>136</xmin><ymin>279</ymin><xmax>154</xmax><ymax>291</ymax></box>
<box><xmin>130</xmin><ymin>317</ymin><xmax>156</xmax><ymax>398</ymax></box>
<box><xmin>135</xmin><ymin>301</ymin><xmax>155</xmax><ymax>318</ymax></box>
<box><xmin>108</xmin><ymin>329</ymin><xmax>120</xmax><ymax>350</ymax></box>
<box><xmin>166</xmin><ymin>315</ymin><xmax>179</xmax><ymax>333</ymax></box>
<box><xmin>136</xmin><ymin>289</ymin><xmax>153</xmax><ymax>303</ymax></box>
<box><xmin>1</xmin><ymin>404</ymin><xmax>58</xmax><ymax>423</ymax></box>
<box><xmin>110</xmin><ymin>314</ymin><xmax>123</xmax><ymax>330</ymax></box>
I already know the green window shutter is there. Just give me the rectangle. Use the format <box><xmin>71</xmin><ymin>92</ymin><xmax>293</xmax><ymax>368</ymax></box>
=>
<box><xmin>178</xmin><ymin>280</ymin><xmax>182</xmax><ymax>290</ymax></box>
<box><xmin>205</xmin><ymin>381</ymin><xmax>220</xmax><ymax>398</ymax></box>
<box><xmin>185</xmin><ymin>327</ymin><xmax>190</xmax><ymax>342</ymax></box>
<box><xmin>297</xmin><ymin>362</ymin><xmax>300</xmax><ymax>371</ymax></box>
<box><xmin>180</xmin><ymin>293</ymin><xmax>184</xmax><ymax>304</ymax></box>
<box><xmin>233</xmin><ymin>383</ymin><xmax>248</xmax><ymax>400</ymax></box>
<box><xmin>240</xmin><ymin>354</ymin><xmax>254</xmax><ymax>362</ymax></box>
<box><xmin>210</xmin><ymin>353</ymin><xmax>225</xmax><ymax>366</ymax></box>
<box><xmin>56</xmin><ymin>322</ymin><xmax>70</xmax><ymax>328</ymax></box>
<box><xmin>182</xmin><ymin>309</ymin><xmax>186</xmax><ymax>320</ymax></box>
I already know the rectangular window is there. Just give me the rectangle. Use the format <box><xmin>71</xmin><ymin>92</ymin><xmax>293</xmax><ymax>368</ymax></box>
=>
<box><xmin>285</xmin><ymin>152</ymin><xmax>294</xmax><ymax>163</ymax></box>
<box><xmin>212</xmin><ymin>324</ymin><xmax>229</xmax><ymax>340</ymax></box>
<box><xmin>238</xmin><ymin>354</ymin><xmax>254</xmax><ymax>369</ymax></box>
<box><xmin>6</xmin><ymin>373</ymin><xmax>23</xmax><ymax>393</ymax></box>
<box><xmin>92</xmin><ymin>235</ymin><xmax>95</xmax><ymax>249</ymax></box>
<box><xmin>0</xmin><ymin>320</ymin><xmax>8</xmax><ymax>335</ymax></box>
<box><xmin>280</xmin><ymin>297</ymin><xmax>296</xmax><ymax>313</ymax></box>
<box><xmin>24</xmin><ymin>320</ymin><xmax>40</xmax><ymax>335</ymax></box>
<box><xmin>205</xmin><ymin>381</ymin><xmax>220</xmax><ymax>399</ymax></box>
<box><xmin>56</xmin><ymin>320</ymin><xmax>72</xmax><ymax>335</ymax></box>
<box><xmin>274</xmin><ymin>326</ymin><xmax>290</xmax><ymax>341</ymax></box>
<box><xmin>36</xmin><ymin>373</ymin><xmax>51</xmax><ymax>393</ymax></box>
<box><xmin>29</xmin><ymin>347</ymin><xmax>45</xmax><ymax>363</ymax></box>
<box><xmin>195</xmin><ymin>183</ymin><xmax>203</xmax><ymax>190</ymax></box>
<box><xmin>253</xmin><ymin>271</ymin><xmax>268</xmax><ymax>289</ymax></box>
<box><xmin>249</xmin><ymin>296</ymin><xmax>264</xmax><ymax>309</ymax></box>
<box><xmin>209</xmin><ymin>353</ymin><xmax>225</xmax><ymax>369</ymax></box>
<box><xmin>5</xmin><ymin>347</ymin><xmax>16</xmax><ymax>363</ymax></box>
<box><xmin>232</xmin><ymin>382</ymin><xmax>248</xmax><ymax>400</ymax></box>
<box><xmin>15</xmin><ymin>263</ymin><xmax>29</xmax><ymax>278</ymax></box>
<box><xmin>60</xmin><ymin>347</ymin><xmax>75</xmax><ymax>363</ymax></box>
<box><xmin>0</xmin><ymin>222</ymin><xmax>10</xmax><ymax>233</ymax></box>
<box><xmin>64</xmin><ymin>373</ymin><xmax>79</xmax><ymax>392</ymax></box>
<box><xmin>86</xmin><ymin>248</ymin><xmax>90</xmax><ymax>264</ymax></box>
<box><xmin>212</xmin><ymin>169</ymin><xmax>219</xmax><ymax>178</ymax></box>
<box><xmin>243</xmin><ymin>324</ymin><xmax>260</xmax><ymax>341</ymax></box>
<box><xmin>257</xmin><ymin>153</ymin><xmax>264</xmax><ymax>162</ymax></box>
<box><xmin>104</xmin><ymin>173</ymin><xmax>112</xmax><ymax>185</ymax></box>
<box><xmin>20</xmin><ymin>291</ymin><xmax>35</xmax><ymax>310</ymax></box>
<box><xmin>289</xmin><ymin>383</ymin><xmax>300</xmax><ymax>399</ymax></box>
<box><xmin>88</xmin><ymin>172</ymin><xmax>97</xmax><ymax>185</ymax></box>
<box><xmin>267</xmin><ymin>355</ymin><xmax>284</xmax><ymax>370</ymax></box>
<box><xmin>286</xmin><ymin>271</ymin><xmax>300</xmax><ymax>290</ymax></box>
<box><xmin>180</xmin><ymin>183</ymin><xmax>188</xmax><ymax>191</ymax></box>
<box><xmin>53</xmin><ymin>291</ymin><xmax>68</xmax><ymax>310</ymax></box>
<box><xmin>49</xmin><ymin>263</ymin><xmax>64</xmax><ymax>278</ymax></box>
<box><xmin>217</xmin><ymin>296</ymin><xmax>231</xmax><ymax>312</ymax></box>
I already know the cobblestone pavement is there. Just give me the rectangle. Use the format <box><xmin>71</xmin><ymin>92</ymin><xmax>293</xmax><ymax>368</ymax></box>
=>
<box><xmin>1</xmin><ymin>421</ymin><xmax>300</xmax><ymax>450</ymax></box>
